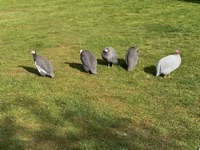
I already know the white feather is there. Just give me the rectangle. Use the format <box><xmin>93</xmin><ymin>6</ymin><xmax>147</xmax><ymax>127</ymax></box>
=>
<box><xmin>156</xmin><ymin>54</ymin><xmax>181</xmax><ymax>76</ymax></box>
<box><xmin>35</xmin><ymin>62</ymin><xmax>47</xmax><ymax>76</ymax></box>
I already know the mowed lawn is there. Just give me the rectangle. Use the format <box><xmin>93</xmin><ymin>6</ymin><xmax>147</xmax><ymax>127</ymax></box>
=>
<box><xmin>0</xmin><ymin>0</ymin><xmax>200</xmax><ymax>149</ymax></box>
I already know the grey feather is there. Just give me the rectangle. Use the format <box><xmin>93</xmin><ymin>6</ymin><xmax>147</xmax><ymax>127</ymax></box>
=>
<box><xmin>80</xmin><ymin>50</ymin><xmax>97</xmax><ymax>74</ymax></box>
<box><xmin>125</xmin><ymin>47</ymin><xmax>138</xmax><ymax>71</ymax></box>
<box><xmin>32</xmin><ymin>51</ymin><xmax>54</xmax><ymax>78</ymax></box>
<box><xmin>102</xmin><ymin>47</ymin><xmax>118</xmax><ymax>67</ymax></box>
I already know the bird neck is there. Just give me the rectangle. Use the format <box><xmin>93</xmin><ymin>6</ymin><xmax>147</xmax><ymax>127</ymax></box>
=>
<box><xmin>32</xmin><ymin>54</ymin><xmax>37</xmax><ymax>61</ymax></box>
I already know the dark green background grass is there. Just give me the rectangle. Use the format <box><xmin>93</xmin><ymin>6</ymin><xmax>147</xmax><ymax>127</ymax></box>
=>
<box><xmin>0</xmin><ymin>0</ymin><xmax>199</xmax><ymax>149</ymax></box>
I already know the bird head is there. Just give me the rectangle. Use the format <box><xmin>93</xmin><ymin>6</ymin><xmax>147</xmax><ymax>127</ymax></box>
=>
<box><xmin>79</xmin><ymin>49</ymin><xmax>83</xmax><ymax>54</ymax></box>
<box><xmin>175</xmin><ymin>50</ymin><xmax>180</xmax><ymax>54</ymax></box>
<box><xmin>31</xmin><ymin>50</ymin><xmax>36</xmax><ymax>54</ymax></box>
<box><xmin>103</xmin><ymin>48</ymin><xmax>109</xmax><ymax>52</ymax></box>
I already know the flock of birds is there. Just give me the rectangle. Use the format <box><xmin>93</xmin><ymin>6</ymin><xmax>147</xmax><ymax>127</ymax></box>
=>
<box><xmin>31</xmin><ymin>47</ymin><xmax>181</xmax><ymax>78</ymax></box>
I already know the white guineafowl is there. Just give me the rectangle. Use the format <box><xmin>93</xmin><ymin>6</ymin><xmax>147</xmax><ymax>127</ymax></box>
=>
<box><xmin>102</xmin><ymin>47</ymin><xmax>118</xmax><ymax>67</ymax></box>
<box><xmin>80</xmin><ymin>50</ymin><xmax>97</xmax><ymax>74</ymax></box>
<box><xmin>31</xmin><ymin>51</ymin><xmax>54</xmax><ymax>78</ymax></box>
<box><xmin>156</xmin><ymin>50</ymin><xmax>181</xmax><ymax>78</ymax></box>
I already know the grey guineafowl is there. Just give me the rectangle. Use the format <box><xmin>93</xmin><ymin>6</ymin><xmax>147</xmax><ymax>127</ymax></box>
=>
<box><xmin>31</xmin><ymin>51</ymin><xmax>54</xmax><ymax>78</ymax></box>
<box><xmin>80</xmin><ymin>50</ymin><xmax>97</xmax><ymax>74</ymax></box>
<box><xmin>156</xmin><ymin>50</ymin><xmax>181</xmax><ymax>78</ymax></box>
<box><xmin>125</xmin><ymin>47</ymin><xmax>138</xmax><ymax>71</ymax></box>
<box><xmin>102</xmin><ymin>47</ymin><xmax>118</xmax><ymax>67</ymax></box>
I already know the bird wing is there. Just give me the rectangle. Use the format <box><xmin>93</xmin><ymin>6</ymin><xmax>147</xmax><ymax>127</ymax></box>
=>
<box><xmin>36</xmin><ymin>55</ymin><xmax>53</xmax><ymax>74</ymax></box>
<box><xmin>110</xmin><ymin>51</ymin><xmax>118</xmax><ymax>64</ymax></box>
<box><xmin>90</xmin><ymin>55</ymin><xmax>97</xmax><ymax>74</ymax></box>
<box><xmin>159</xmin><ymin>55</ymin><xmax>180</xmax><ymax>74</ymax></box>
<box><xmin>160</xmin><ymin>55</ymin><xmax>175</xmax><ymax>68</ymax></box>
<box><xmin>156</xmin><ymin>61</ymin><xmax>161</xmax><ymax>76</ymax></box>
<box><xmin>35</xmin><ymin>62</ymin><xmax>48</xmax><ymax>74</ymax></box>
<box><xmin>128</xmin><ymin>50</ymin><xmax>138</xmax><ymax>66</ymax></box>
<box><xmin>81</xmin><ymin>54</ymin><xmax>91</xmax><ymax>70</ymax></box>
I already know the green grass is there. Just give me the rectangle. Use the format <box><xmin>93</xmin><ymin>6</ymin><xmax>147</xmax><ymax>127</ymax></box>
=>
<box><xmin>0</xmin><ymin>0</ymin><xmax>200</xmax><ymax>149</ymax></box>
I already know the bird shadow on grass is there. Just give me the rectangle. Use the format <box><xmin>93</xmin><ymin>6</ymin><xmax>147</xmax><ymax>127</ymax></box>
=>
<box><xmin>97</xmin><ymin>58</ymin><xmax>127</xmax><ymax>70</ymax></box>
<box><xmin>19</xmin><ymin>65</ymin><xmax>40</xmax><ymax>76</ymax></box>
<box><xmin>179</xmin><ymin>0</ymin><xmax>200</xmax><ymax>4</ymax></box>
<box><xmin>97</xmin><ymin>59</ymin><xmax>107</xmax><ymax>66</ymax></box>
<box><xmin>117</xmin><ymin>58</ymin><xmax>127</xmax><ymax>70</ymax></box>
<box><xmin>143</xmin><ymin>65</ymin><xmax>156</xmax><ymax>76</ymax></box>
<box><xmin>64</xmin><ymin>62</ymin><xmax>85</xmax><ymax>73</ymax></box>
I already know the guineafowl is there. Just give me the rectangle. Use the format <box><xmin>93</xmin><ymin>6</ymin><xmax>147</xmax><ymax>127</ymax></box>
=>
<box><xmin>31</xmin><ymin>51</ymin><xmax>54</xmax><ymax>78</ymax></box>
<box><xmin>125</xmin><ymin>47</ymin><xmax>138</xmax><ymax>71</ymax></box>
<box><xmin>80</xmin><ymin>50</ymin><xmax>97</xmax><ymax>74</ymax></box>
<box><xmin>156</xmin><ymin>50</ymin><xmax>181</xmax><ymax>78</ymax></box>
<box><xmin>102</xmin><ymin>47</ymin><xmax>118</xmax><ymax>67</ymax></box>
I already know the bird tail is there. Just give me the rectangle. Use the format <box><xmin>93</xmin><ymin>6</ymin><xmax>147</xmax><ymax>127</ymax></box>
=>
<box><xmin>156</xmin><ymin>63</ymin><xmax>161</xmax><ymax>76</ymax></box>
<box><xmin>91</xmin><ymin>69</ymin><xmax>97</xmax><ymax>74</ymax></box>
<box><xmin>113</xmin><ymin>59</ymin><xmax>118</xmax><ymax>65</ymax></box>
<box><xmin>49</xmin><ymin>72</ymin><xmax>54</xmax><ymax>78</ymax></box>
<box><xmin>128</xmin><ymin>66</ymin><xmax>133</xmax><ymax>71</ymax></box>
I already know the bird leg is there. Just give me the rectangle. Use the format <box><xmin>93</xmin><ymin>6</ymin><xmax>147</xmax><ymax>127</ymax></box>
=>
<box><xmin>107</xmin><ymin>63</ymin><xmax>112</xmax><ymax>67</ymax></box>
<box><xmin>164</xmin><ymin>74</ymin><xmax>171</xmax><ymax>78</ymax></box>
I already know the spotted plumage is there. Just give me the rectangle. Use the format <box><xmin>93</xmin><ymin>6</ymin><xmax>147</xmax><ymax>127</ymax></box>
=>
<box><xmin>125</xmin><ymin>47</ymin><xmax>139</xmax><ymax>71</ymax></box>
<box><xmin>80</xmin><ymin>50</ymin><xmax>97</xmax><ymax>74</ymax></box>
<box><xmin>31</xmin><ymin>51</ymin><xmax>54</xmax><ymax>78</ymax></box>
<box><xmin>102</xmin><ymin>47</ymin><xmax>118</xmax><ymax>67</ymax></box>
